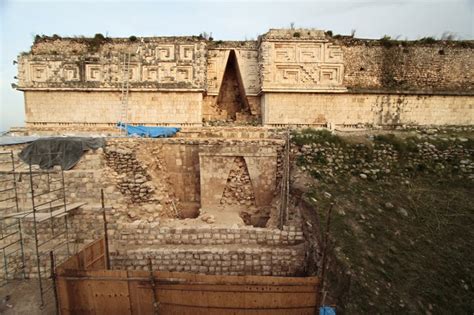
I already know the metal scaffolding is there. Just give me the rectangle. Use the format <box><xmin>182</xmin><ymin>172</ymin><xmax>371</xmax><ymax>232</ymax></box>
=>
<box><xmin>27</xmin><ymin>157</ymin><xmax>71</xmax><ymax>306</ymax></box>
<box><xmin>0</xmin><ymin>150</ymin><xmax>75</xmax><ymax>306</ymax></box>
<box><xmin>0</xmin><ymin>151</ymin><xmax>26</xmax><ymax>285</ymax></box>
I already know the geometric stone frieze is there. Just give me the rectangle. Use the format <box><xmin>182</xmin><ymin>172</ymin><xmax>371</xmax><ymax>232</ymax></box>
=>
<box><xmin>85</xmin><ymin>64</ymin><xmax>102</xmax><ymax>81</ymax></box>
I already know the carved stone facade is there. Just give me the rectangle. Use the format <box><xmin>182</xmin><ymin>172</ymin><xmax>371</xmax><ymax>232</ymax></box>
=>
<box><xmin>259</xmin><ymin>29</ymin><xmax>346</xmax><ymax>92</ymax></box>
<box><xmin>14</xmin><ymin>29</ymin><xmax>474</xmax><ymax>128</ymax></box>
<box><xmin>17</xmin><ymin>38</ymin><xmax>207</xmax><ymax>90</ymax></box>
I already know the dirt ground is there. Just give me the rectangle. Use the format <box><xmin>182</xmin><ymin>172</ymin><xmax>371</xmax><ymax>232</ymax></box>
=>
<box><xmin>0</xmin><ymin>280</ymin><xmax>56</xmax><ymax>315</ymax></box>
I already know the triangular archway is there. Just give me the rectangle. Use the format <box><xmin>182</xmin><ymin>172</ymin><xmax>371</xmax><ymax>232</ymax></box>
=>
<box><xmin>217</xmin><ymin>50</ymin><xmax>250</xmax><ymax>121</ymax></box>
<box><xmin>220</xmin><ymin>156</ymin><xmax>256</xmax><ymax>206</ymax></box>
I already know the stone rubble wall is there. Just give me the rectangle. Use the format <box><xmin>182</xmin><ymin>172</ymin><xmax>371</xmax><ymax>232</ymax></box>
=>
<box><xmin>104</xmin><ymin>148</ymin><xmax>156</xmax><ymax>203</ymax></box>
<box><xmin>340</xmin><ymin>40</ymin><xmax>474</xmax><ymax>92</ymax></box>
<box><xmin>293</xmin><ymin>129</ymin><xmax>474</xmax><ymax>181</ymax></box>
<box><xmin>220</xmin><ymin>157</ymin><xmax>256</xmax><ymax>207</ymax></box>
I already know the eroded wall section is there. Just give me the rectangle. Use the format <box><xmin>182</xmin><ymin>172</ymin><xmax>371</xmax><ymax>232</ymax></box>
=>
<box><xmin>262</xmin><ymin>93</ymin><xmax>474</xmax><ymax>127</ymax></box>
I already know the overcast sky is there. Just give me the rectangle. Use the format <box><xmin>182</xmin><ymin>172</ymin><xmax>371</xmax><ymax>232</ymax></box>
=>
<box><xmin>0</xmin><ymin>0</ymin><xmax>472</xmax><ymax>131</ymax></box>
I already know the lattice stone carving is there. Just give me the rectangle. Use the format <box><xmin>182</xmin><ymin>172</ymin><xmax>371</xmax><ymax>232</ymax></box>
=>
<box><xmin>158</xmin><ymin>63</ymin><xmax>175</xmax><ymax>83</ymax></box>
<box><xmin>143</xmin><ymin>66</ymin><xmax>159</xmax><ymax>82</ymax></box>
<box><xmin>127</xmin><ymin>64</ymin><xmax>141</xmax><ymax>82</ymax></box>
<box><xmin>298</xmin><ymin>43</ymin><xmax>323</xmax><ymax>63</ymax></box>
<box><xmin>275</xmin><ymin>65</ymin><xmax>300</xmax><ymax>84</ymax></box>
<box><xmin>319</xmin><ymin>64</ymin><xmax>343</xmax><ymax>85</ymax></box>
<box><xmin>62</xmin><ymin>65</ymin><xmax>80</xmax><ymax>81</ymax></box>
<box><xmin>176</xmin><ymin>66</ymin><xmax>193</xmax><ymax>83</ymax></box>
<box><xmin>179</xmin><ymin>45</ymin><xmax>194</xmax><ymax>61</ymax></box>
<box><xmin>260</xmin><ymin>38</ymin><xmax>346</xmax><ymax>90</ymax></box>
<box><xmin>325</xmin><ymin>44</ymin><xmax>343</xmax><ymax>63</ymax></box>
<box><xmin>30</xmin><ymin>64</ymin><xmax>48</xmax><ymax>82</ymax></box>
<box><xmin>85</xmin><ymin>64</ymin><xmax>102</xmax><ymax>81</ymax></box>
<box><xmin>274</xmin><ymin>44</ymin><xmax>296</xmax><ymax>63</ymax></box>
<box><xmin>157</xmin><ymin>45</ymin><xmax>175</xmax><ymax>61</ymax></box>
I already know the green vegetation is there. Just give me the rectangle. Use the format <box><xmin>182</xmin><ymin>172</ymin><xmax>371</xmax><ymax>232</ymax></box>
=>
<box><xmin>33</xmin><ymin>33</ymin><xmax>110</xmax><ymax>52</ymax></box>
<box><xmin>295</xmin><ymin>130</ymin><xmax>474</xmax><ymax>314</ymax></box>
<box><xmin>418</xmin><ymin>36</ymin><xmax>437</xmax><ymax>44</ymax></box>
<box><xmin>373</xmin><ymin>134</ymin><xmax>419</xmax><ymax>154</ymax></box>
<box><xmin>308</xmin><ymin>177</ymin><xmax>473</xmax><ymax>314</ymax></box>
<box><xmin>291</xmin><ymin>129</ymin><xmax>346</xmax><ymax>146</ymax></box>
<box><xmin>380</xmin><ymin>35</ymin><xmax>396</xmax><ymax>47</ymax></box>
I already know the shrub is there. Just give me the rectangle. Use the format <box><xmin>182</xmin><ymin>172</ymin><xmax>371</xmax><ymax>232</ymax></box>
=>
<box><xmin>418</xmin><ymin>37</ymin><xmax>436</xmax><ymax>44</ymax></box>
<box><xmin>93</xmin><ymin>33</ymin><xmax>105</xmax><ymax>41</ymax></box>
<box><xmin>380</xmin><ymin>35</ymin><xmax>395</xmax><ymax>48</ymax></box>
<box><xmin>292</xmin><ymin>129</ymin><xmax>345</xmax><ymax>146</ymax></box>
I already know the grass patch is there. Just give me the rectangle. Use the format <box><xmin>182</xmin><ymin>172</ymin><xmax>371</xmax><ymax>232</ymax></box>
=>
<box><xmin>292</xmin><ymin>129</ymin><xmax>346</xmax><ymax>146</ymax></box>
<box><xmin>295</xmin><ymin>130</ymin><xmax>474</xmax><ymax>313</ymax></box>
<box><xmin>373</xmin><ymin>134</ymin><xmax>419</xmax><ymax>154</ymax></box>
<box><xmin>308</xmin><ymin>177</ymin><xmax>473</xmax><ymax>314</ymax></box>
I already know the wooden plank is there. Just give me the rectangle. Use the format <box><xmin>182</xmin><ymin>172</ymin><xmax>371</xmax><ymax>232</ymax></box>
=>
<box><xmin>59</xmin><ymin>274</ymin><xmax>96</xmax><ymax>314</ymax></box>
<box><xmin>55</xmin><ymin>241</ymin><xmax>319</xmax><ymax>315</ymax></box>
<box><xmin>89</xmin><ymin>270</ymin><xmax>132</xmax><ymax>315</ymax></box>
<box><xmin>158</xmin><ymin>304</ymin><xmax>315</xmax><ymax>315</ymax></box>
<box><xmin>154</xmin><ymin>271</ymin><xmax>319</xmax><ymax>286</ymax></box>
<box><xmin>14</xmin><ymin>202</ymin><xmax>86</xmax><ymax>221</ymax></box>
<box><xmin>128</xmin><ymin>271</ymin><xmax>155</xmax><ymax>315</ymax></box>
<box><xmin>156</xmin><ymin>289</ymin><xmax>316</xmax><ymax>309</ymax></box>
<box><xmin>151</xmin><ymin>283</ymin><xmax>316</xmax><ymax>293</ymax></box>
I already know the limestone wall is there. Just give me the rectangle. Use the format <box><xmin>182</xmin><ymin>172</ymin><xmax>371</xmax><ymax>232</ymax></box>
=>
<box><xmin>112</xmin><ymin>245</ymin><xmax>304</xmax><ymax>276</ymax></box>
<box><xmin>262</xmin><ymin>93</ymin><xmax>474</xmax><ymax>127</ymax></box>
<box><xmin>111</xmin><ymin>224</ymin><xmax>304</xmax><ymax>276</ymax></box>
<box><xmin>25</xmin><ymin>91</ymin><xmax>202</xmax><ymax>126</ymax></box>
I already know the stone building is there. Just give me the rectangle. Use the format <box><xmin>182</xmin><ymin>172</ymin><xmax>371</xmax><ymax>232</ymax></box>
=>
<box><xmin>14</xmin><ymin>28</ymin><xmax>474</xmax><ymax>131</ymax></box>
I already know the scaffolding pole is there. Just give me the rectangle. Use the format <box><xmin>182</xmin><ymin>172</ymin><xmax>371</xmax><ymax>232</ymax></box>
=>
<box><xmin>278</xmin><ymin>129</ymin><xmax>291</xmax><ymax>229</ymax></box>
<box><xmin>0</xmin><ymin>151</ymin><xmax>26</xmax><ymax>286</ymax></box>
<box><xmin>25</xmin><ymin>153</ymin><xmax>73</xmax><ymax>307</ymax></box>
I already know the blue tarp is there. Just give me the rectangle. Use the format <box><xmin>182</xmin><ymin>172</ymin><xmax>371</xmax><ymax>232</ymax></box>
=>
<box><xmin>320</xmin><ymin>306</ymin><xmax>336</xmax><ymax>315</ymax></box>
<box><xmin>117</xmin><ymin>123</ymin><xmax>180</xmax><ymax>138</ymax></box>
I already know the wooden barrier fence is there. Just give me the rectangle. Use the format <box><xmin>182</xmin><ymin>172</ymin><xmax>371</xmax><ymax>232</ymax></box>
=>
<box><xmin>56</xmin><ymin>238</ymin><xmax>319</xmax><ymax>314</ymax></box>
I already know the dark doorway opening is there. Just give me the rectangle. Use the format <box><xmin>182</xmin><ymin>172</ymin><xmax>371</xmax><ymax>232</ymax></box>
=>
<box><xmin>217</xmin><ymin>50</ymin><xmax>251</xmax><ymax>121</ymax></box>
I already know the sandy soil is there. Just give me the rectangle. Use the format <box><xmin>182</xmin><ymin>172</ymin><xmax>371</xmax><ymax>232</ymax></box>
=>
<box><xmin>0</xmin><ymin>280</ymin><xmax>55</xmax><ymax>315</ymax></box>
